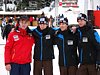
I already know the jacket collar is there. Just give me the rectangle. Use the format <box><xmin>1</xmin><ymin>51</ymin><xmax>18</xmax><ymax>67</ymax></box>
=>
<box><xmin>17</xmin><ymin>28</ymin><xmax>27</xmax><ymax>36</ymax></box>
<box><xmin>79</xmin><ymin>25</ymin><xmax>92</xmax><ymax>33</ymax></box>
<box><xmin>37</xmin><ymin>26</ymin><xmax>49</xmax><ymax>36</ymax></box>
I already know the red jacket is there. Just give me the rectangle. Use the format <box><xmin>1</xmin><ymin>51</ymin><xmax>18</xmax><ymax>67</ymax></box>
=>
<box><xmin>4</xmin><ymin>28</ymin><xmax>35</xmax><ymax>65</ymax></box>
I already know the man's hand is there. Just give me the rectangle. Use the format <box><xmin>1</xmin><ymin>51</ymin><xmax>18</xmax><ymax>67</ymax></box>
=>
<box><xmin>71</xmin><ymin>26</ymin><xmax>77</xmax><ymax>33</ymax></box>
<box><xmin>5</xmin><ymin>64</ymin><xmax>11</xmax><ymax>71</ymax></box>
<box><xmin>96</xmin><ymin>64</ymin><xmax>100</xmax><ymax>71</ymax></box>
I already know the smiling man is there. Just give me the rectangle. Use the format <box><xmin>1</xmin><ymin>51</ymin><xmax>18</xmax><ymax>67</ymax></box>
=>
<box><xmin>32</xmin><ymin>16</ymin><xmax>55</xmax><ymax>75</ymax></box>
<box><xmin>55</xmin><ymin>17</ymin><xmax>78</xmax><ymax>75</ymax></box>
<box><xmin>4</xmin><ymin>15</ymin><xmax>35</xmax><ymax>75</ymax></box>
<box><xmin>76</xmin><ymin>13</ymin><xmax>100</xmax><ymax>75</ymax></box>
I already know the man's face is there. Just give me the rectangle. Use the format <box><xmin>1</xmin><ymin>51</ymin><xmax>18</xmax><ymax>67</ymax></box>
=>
<box><xmin>39</xmin><ymin>23</ymin><xmax>47</xmax><ymax>30</ymax></box>
<box><xmin>59</xmin><ymin>23</ymin><xmax>68</xmax><ymax>31</ymax></box>
<box><xmin>9</xmin><ymin>22</ymin><xmax>12</xmax><ymax>25</ymax></box>
<box><xmin>77</xmin><ymin>19</ymin><xmax>86</xmax><ymax>27</ymax></box>
<box><xmin>19</xmin><ymin>20</ymin><xmax>29</xmax><ymax>29</ymax></box>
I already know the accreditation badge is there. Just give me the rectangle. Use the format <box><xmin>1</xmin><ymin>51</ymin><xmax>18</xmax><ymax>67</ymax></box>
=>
<box><xmin>46</xmin><ymin>35</ymin><xmax>51</xmax><ymax>39</ymax></box>
<box><xmin>82</xmin><ymin>37</ymin><xmax>88</xmax><ymax>42</ymax></box>
<box><xmin>13</xmin><ymin>35</ymin><xmax>19</xmax><ymax>41</ymax></box>
<box><xmin>67</xmin><ymin>40</ymin><xmax>73</xmax><ymax>45</ymax></box>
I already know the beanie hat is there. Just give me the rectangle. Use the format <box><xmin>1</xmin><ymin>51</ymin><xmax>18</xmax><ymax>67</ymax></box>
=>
<box><xmin>17</xmin><ymin>15</ymin><xmax>29</xmax><ymax>27</ymax></box>
<box><xmin>8</xmin><ymin>19</ymin><xmax>12</xmax><ymax>23</ymax></box>
<box><xmin>59</xmin><ymin>18</ymin><xmax>68</xmax><ymax>25</ymax></box>
<box><xmin>20</xmin><ymin>15</ymin><xmax>29</xmax><ymax>20</ymax></box>
<box><xmin>77</xmin><ymin>13</ymin><xmax>87</xmax><ymax>21</ymax></box>
<box><xmin>38</xmin><ymin>17</ymin><xmax>48</xmax><ymax>25</ymax></box>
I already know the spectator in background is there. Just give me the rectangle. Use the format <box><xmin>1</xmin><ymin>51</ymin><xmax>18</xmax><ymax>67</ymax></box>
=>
<box><xmin>49</xmin><ymin>15</ymin><xmax>54</xmax><ymax>27</ymax></box>
<box><xmin>2</xmin><ymin>19</ymin><xmax>15</xmax><ymax>40</ymax></box>
<box><xmin>41</xmin><ymin>12</ymin><xmax>45</xmax><ymax>17</ymax></box>
<box><xmin>30</xmin><ymin>16</ymin><xmax>34</xmax><ymax>26</ymax></box>
<box><xmin>2</xmin><ymin>18</ymin><xmax>6</xmax><ymax>27</ymax></box>
<box><xmin>1</xmin><ymin>18</ymin><xmax>6</xmax><ymax>36</ymax></box>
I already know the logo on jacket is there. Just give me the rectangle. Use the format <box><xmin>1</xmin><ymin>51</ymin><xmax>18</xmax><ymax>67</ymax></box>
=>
<box><xmin>13</xmin><ymin>35</ymin><xmax>19</xmax><ymax>41</ymax></box>
<box><xmin>67</xmin><ymin>40</ymin><xmax>73</xmax><ymax>45</ymax></box>
<box><xmin>82</xmin><ymin>37</ymin><xmax>88</xmax><ymax>42</ymax></box>
<box><xmin>46</xmin><ymin>35</ymin><xmax>51</xmax><ymax>39</ymax></box>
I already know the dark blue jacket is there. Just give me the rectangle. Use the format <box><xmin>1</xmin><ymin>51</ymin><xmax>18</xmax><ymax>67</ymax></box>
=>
<box><xmin>55</xmin><ymin>28</ymin><xmax>79</xmax><ymax>66</ymax></box>
<box><xmin>32</xmin><ymin>26</ymin><xmax>55</xmax><ymax>61</ymax></box>
<box><xmin>77</xmin><ymin>25</ymin><xmax>100</xmax><ymax>65</ymax></box>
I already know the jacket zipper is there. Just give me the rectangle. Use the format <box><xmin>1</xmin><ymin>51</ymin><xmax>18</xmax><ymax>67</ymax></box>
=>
<box><xmin>63</xmin><ymin>37</ymin><xmax>67</xmax><ymax>66</ymax></box>
<box><xmin>40</xmin><ymin>36</ymin><xmax>43</xmax><ymax>61</ymax></box>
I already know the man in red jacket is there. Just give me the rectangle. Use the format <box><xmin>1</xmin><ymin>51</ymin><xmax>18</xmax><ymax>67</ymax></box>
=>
<box><xmin>4</xmin><ymin>15</ymin><xmax>35</xmax><ymax>75</ymax></box>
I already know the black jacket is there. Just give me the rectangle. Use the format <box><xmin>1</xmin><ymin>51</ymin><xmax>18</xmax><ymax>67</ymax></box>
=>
<box><xmin>77</xmin><ymin>25</ymin><xmax>100</xmax><ymax>65</ymax></box>
<box><xmin>32</xmin><ymin>26</ymin><xmax>55</xmax><ymax>61</ymax></box>
<box><xmin>3</xmin><ymin>24</ymin><xmax>15</xmax><ymax>40</ymax></box>
<box><xmin>55</xmin><ymin>28</ymin><xmax>79</xmax><ymax>67</ymax></box>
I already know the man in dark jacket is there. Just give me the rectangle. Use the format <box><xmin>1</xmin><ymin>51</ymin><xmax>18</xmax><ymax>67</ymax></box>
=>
<box><xmin>76</xmin><ymin>13</ymin><xmax>100</xmax><ymax>75</ymax></box>
<box><xmin>2</xmin><ymin>19</ymin><xmax>15</xmax><ymax>40</ymax></box>
<box><xmin>55</xmin><ymin>18</ymin><xmax>79</xmax><ymax>75</ymax></box>
<box><xmin>96</xmin><ymin>31</ymin><xmax>100</xmax><ymax>75</ymax></box>
<box><xmin>32</xmin><ymin>16</ymin><xmax>55</xmax><ymax>75</ymax></box>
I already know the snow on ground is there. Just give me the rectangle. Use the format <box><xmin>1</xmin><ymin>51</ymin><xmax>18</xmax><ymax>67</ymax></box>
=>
<box><xmin>0</xmin><ymin>26</ymin><xmax>100</xmax><ymax>75</ymax></box>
